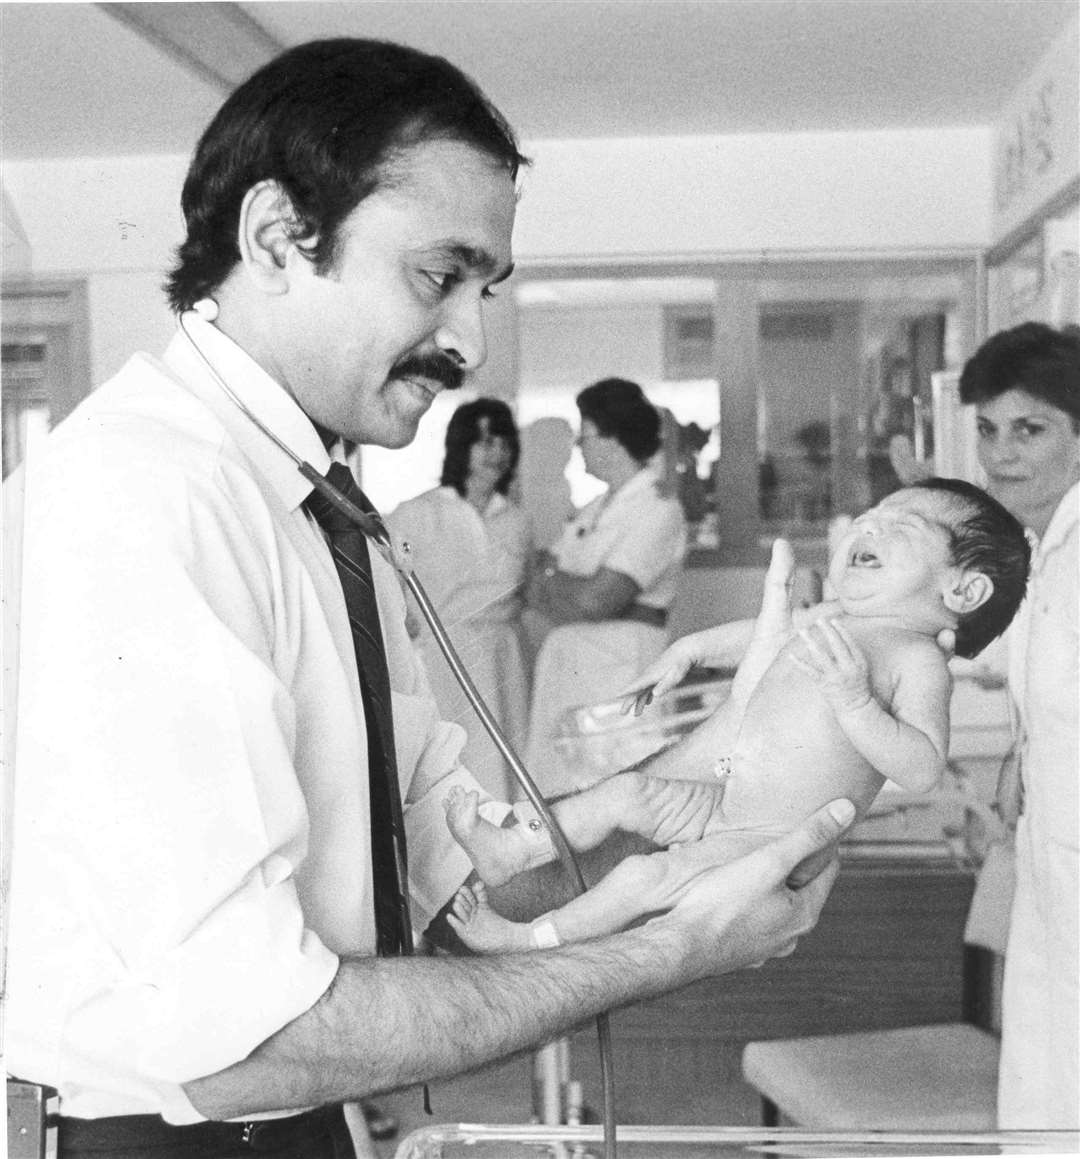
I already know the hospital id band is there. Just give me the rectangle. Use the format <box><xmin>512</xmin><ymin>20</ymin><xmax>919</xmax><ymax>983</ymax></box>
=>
<box><xmin>508</xmin><ymin>800</ymin><xmax>558</xmax><ymax>870</ymax></box>
<box><xmin>531</xmin><ymin>916</ymin><xmax>561</xmax><ymax>949</ymax></box>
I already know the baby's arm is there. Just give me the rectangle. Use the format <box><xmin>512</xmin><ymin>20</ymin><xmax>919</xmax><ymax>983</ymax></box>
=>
<box><xmin>620</xmin><ymin>539</ymin><xmax>836</xmax><ymax>714</ymax></box>
<box><xmin>795</xmin><ymin>621</ymin><xmax>950</xmax><ymax>792</ymax></box>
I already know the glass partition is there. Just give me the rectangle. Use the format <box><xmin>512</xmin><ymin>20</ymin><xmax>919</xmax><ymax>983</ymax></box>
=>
<box><xmin>514</xmin><ymin>258</ymin><xmax>978</xmax><ymax>568</ymax></box>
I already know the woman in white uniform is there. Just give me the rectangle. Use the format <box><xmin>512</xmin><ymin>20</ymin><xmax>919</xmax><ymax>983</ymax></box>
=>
<box><xmin>525</xmin><ymin>378</ymin><xmax>687</xmax><ymax>794</ymax></box>
<box><xmin>959</xmin><ymin>322</ymin><xmax>1079</xmax><ymax>1129</ymax></box>
<box><xmin>388</xmin><ymin>399</ymin><xmax>531</xmax><ymax>802</ymax></box>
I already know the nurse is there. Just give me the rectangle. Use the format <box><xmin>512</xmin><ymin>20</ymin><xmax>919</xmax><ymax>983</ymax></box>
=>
<box><xmin>387</xmin><ymin>398</ymin><xmax>531</xmax><ymax>801</ymax></box>
<box><xmin>959</xmin><ymin>322</ymin><xmax>1080</xmax><ymax>1129</ymax></box>
<box><xmin>524</xmin><ymin>378</ymin><xmax>687</xmax><ymax>793</ymax></box>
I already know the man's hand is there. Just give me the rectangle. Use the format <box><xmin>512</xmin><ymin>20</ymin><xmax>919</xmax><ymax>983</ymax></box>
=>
<box><xmin>658</xmin><ymin>798</ymin><xmax>854</xmax><ymax>977</ymax></box>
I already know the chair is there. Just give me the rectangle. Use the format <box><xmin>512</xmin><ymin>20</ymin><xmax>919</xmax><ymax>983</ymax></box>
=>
<box><xmin>741</xmin><ymin>851</ymin><xmax>1007</xmax><ymax>1130</ymax></box>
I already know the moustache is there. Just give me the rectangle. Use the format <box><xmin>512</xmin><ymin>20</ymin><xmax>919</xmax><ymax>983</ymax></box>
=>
<box><xmin>391</xmin><ymin>353</ymin><xmax>464</xmax><ymax>393</ymax></box>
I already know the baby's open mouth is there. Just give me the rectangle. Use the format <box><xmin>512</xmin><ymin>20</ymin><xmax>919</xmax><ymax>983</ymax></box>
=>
<box><xmin>850</xmin><ymin>546</ymin><xmax>880</xmax><ymax>567</ymax></box>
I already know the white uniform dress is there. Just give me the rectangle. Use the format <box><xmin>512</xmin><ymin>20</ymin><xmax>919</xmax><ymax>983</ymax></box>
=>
<box><xmin>387</xmin><ymin>486</ymin><xmax>531</xmax><ymax>801</ymax></box>
<box><xmin>4</xmin><ymin>315</ymin><xmax>512</xmax><ymax>1123</ymax></box>
<box><xmin>998</xmin><ymin>482</ymin><xmax>1079</xmax><ymax>1129</ymax></box>
<box><xmin>525</xmin><ymin>466</ymin><xmax>686</xmax><ymax>794</ymax></box>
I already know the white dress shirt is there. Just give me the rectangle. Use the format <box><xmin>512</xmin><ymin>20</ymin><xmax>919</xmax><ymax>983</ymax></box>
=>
<box><xmin>6</xmin><ymin>315</ymin><xmax>499</xmax><ymax>1122</ymax></box>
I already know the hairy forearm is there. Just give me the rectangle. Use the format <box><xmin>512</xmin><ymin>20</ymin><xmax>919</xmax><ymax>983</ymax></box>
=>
<box><xmin>184</xmin><ymin>925</ymin><xmax>684</xmax><ymax>1119</ymax></box>
<box><xmin>185</xmin><ymin>795</ymin><xmax>855</xmax><ymax>1120</ymax></box>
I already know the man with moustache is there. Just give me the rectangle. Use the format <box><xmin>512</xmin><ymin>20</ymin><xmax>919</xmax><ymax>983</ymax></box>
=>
<box><xmin>6</xmin><ymin>39</ymin><xmax>853</xmax><ymax>1158</ymax></box>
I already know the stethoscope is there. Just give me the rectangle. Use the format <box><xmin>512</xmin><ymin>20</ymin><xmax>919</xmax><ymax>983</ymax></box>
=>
<box><xmin>177</xmin><ymin>305</ymin><xmax>619</xmax><ymax>1157</ymax></box>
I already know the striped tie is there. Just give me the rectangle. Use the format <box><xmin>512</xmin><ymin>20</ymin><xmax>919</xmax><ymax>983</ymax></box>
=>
<box><xmin>305</xmin><ymin>463</ymin><xmax>412</xmax><ymax>957</ymax></box>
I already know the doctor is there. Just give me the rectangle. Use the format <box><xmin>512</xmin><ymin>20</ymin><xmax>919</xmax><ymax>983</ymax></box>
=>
<box><xmin>6</xmin><ymin>38</ymin><xmax>852</xmax><ymax>1158</ymax></box>
<box><xmin>525</xmin><ymin>378</ymin><xmax>687</xmax><ymax>793</ymax></box>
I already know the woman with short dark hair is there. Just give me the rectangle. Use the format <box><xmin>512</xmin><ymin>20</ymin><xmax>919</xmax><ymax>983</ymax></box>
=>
<box><xmin>959</xmin><ymin>321</ymin><xmax>1079</xmax><ymax>1130</ymax></box>
<box><xmin>525</xmin><ymin>378</ymin><xmax>687</xmax><ymax>794</ymax></box>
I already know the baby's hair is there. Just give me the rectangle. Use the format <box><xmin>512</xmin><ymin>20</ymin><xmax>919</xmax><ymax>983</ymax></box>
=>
<box><xmin>911</xmin><ymin>477</ymin><xmax>1031</xmax><ymax>658</ymax></box>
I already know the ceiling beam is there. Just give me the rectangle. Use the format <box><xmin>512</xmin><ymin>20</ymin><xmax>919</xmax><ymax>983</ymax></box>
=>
<box><xmin>97</xmin><ymin>3</ymin><xmax>283</xmax><ymax>93</ymax></box>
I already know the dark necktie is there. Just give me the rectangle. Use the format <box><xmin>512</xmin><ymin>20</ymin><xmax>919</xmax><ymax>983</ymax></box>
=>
<box><xmin>304</xmin><ymin>463</ymin><xmax>413</xmax><ymax>957</ymax></box>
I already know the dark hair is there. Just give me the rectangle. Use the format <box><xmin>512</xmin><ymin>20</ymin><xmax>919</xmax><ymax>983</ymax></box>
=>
<box><xmin>441</xmin><ymin>397</ymin><xmax>520</xmax><ymax>496</ymax></box>
<box><xmin>911</xmin><ymin>477</ymin><xmax>1031</xmax><ymax>658</ymax></box>
<box><xmin>958</xmin><ymin>322</ymin><xmax>1080</xmax><ymax>427</ymax></box>
<box><xmin>576</xmin><ymin>378</ymin><xmax>660</xmax><ymax>462</ymax></box>
<box><xmin>165</xmin><ymin>38</ymin><xmax>528</xmax><ymax>312</ymax></box>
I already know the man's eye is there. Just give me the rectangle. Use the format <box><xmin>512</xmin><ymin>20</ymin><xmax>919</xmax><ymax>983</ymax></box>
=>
<box><xmin>426</xmin><ymin>270</ymin><xmax>459</xmax><ymax>292</ymax></box>
<box><xmin>1019</xmin><ymin>423</ymin><xmax>1044</xmax><ymax>438</ymax></box>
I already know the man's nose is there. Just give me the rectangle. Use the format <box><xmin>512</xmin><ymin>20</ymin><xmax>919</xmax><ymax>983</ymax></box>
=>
<box><xmin>434</xmin><ymin>295</ymin><xmax>486</xmax><ymax>371</ymax></box>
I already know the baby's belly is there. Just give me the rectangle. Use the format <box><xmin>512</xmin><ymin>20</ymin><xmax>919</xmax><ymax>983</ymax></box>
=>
<box><xmin>721</xmin><ymin>664</ymin><xmax>883</xmax><ymax>831</ymax></box>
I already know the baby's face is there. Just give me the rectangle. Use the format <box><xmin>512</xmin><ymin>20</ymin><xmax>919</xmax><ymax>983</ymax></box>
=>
<box><xmin>828</xmin><ymin>489</ymin><xmax>958</xmax><ymax>619</ymax></box>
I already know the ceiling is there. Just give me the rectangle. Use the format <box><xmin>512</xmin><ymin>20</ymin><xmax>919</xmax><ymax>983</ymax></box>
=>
<box><xmin>0</xmin><ymin>0</ymin><xmax>1076</xmax><ymax>162</ymax></box>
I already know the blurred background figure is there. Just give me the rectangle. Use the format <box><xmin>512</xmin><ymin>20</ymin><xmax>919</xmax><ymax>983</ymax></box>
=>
<box><xmin>387</xmin><ymin>398</ymin><xmax>532</xmax><ymax>802</ymax></box>
<box><xmin>523</xmin><ymin>378</ymin><xmax>688</xmax><ymax>794</ymax></box>
<box><xmin>517</xmin><ymin>416</ymin><xmax>576</xmax><ymax>551</ymax></box>
<box><xmin>959</xmin><ymin>322</ymin><xmax>1079</xmax><ymax>1131</ymax></box>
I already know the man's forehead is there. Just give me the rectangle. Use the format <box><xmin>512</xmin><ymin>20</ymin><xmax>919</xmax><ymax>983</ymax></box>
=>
<box><xmin>375</xmin><ymin>140</ymin><xmax>517</xmax><ymax>272</ymax></box>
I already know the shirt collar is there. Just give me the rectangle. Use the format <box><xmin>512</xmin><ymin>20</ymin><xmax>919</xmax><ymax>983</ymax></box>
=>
<box><xmin>165</xmin><ymin>313</ymin><xmax>333</xmax><ymax>512</ymax></box>
<box><xmin>608</xmin><ymin>464</ymin><xmax>661</xmax><ymax>507</ymax></box>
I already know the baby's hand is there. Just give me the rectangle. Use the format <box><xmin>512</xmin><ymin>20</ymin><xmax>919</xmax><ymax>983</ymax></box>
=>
<box><xmin>617</xmin><ymin>634</ymin><xmax>706</xmax><ymax>715</ymax></box>
<box><xmin>792</xmin><ymin>619</ymin><xmax>872</xmax><ymax>714</ymax></box>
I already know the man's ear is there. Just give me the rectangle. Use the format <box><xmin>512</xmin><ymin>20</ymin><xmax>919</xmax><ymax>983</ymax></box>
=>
<box><xmin>944</xmin><ymin>570</ymin><xmax>993</xmax><ymax>616</ymax></box>
<box><xmin>236</xmin><ymin>180</ymin><xmax>299</xmax><ymax>296</ymax></box>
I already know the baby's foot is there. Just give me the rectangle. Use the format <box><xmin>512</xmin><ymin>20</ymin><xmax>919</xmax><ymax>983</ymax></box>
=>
<box><xmin>447</xmin><ymin>881</ymin><xmax>533</xmax><ymax>954</ymax></box>
<box><xmin>444</xmin><ymin>787</ymin><xmax>535</xmax><ymax>887</ymax></box>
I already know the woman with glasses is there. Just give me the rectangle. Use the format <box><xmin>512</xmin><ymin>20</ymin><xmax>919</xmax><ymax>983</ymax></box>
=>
<box><xmin>524</xmin><ymin>378</ymin><xmax>687</xmax><ymax>794</ymax></box>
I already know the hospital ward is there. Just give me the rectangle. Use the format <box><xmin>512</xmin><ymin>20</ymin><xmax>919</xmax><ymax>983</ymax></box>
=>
<box><xmin>2</xmin><ymin>3</ymin><xmax>1079</xmax><ymax>1158</ymax></box>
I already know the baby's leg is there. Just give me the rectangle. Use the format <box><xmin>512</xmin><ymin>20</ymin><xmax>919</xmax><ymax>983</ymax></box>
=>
<box><xmin>448</xmin><ymin>881</ymin><xmax>535</xmax><ymax>953</ymax></box>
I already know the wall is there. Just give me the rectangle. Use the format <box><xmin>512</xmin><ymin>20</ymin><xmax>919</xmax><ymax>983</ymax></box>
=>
<box><xmin>2</xmin><ymin>155</ymin><xmax>186</xmax><ymax>383</ymax></box>
<box><xmin>513</xmin><ymin>128</ymin><xmax>993</xmax><ymax>262</ymax></box>
<box><xmin>2</xmin><ymin>126</ymin><xmax>993</xmax><ymax>388</ymax></box>
<box><xmin>991</xmin><ymin>13</ymin><xmax>1079</xmax><ymax>244</ymax></box>
<box><xmin>1</xmin><ymin>185</ymin><xmax>31</xmax><ymax>277</ymax></box>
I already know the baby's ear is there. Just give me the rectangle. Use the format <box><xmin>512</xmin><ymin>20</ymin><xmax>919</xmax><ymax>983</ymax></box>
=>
<box><xmin>944</xmin><ymin>570</ymin><xmax>993</xmax><ymax>616</ymax></box>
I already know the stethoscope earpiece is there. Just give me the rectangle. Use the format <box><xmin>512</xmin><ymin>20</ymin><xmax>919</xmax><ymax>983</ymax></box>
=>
<box><xmin>192</xmin><ymin>298</ymin><xmax>220</xmax><ymax>322</ymax></box>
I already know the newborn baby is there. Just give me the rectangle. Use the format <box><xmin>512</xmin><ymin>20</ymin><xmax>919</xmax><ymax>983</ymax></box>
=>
<box><xmin>447</xmin><ymin>478</ymin><xmax>1030</xmax><ymax>953</ymax></box>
